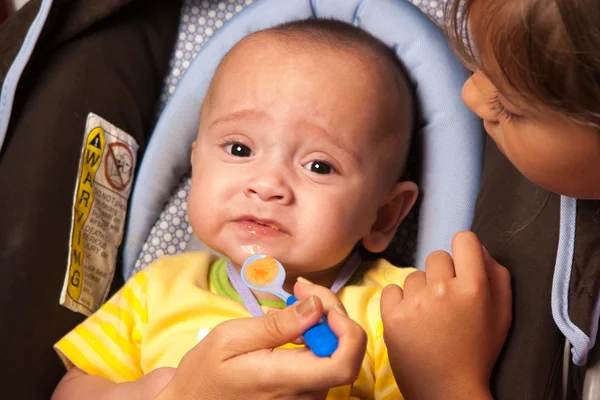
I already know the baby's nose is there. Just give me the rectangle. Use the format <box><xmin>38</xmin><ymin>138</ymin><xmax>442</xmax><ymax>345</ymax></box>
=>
<box><xmin>245</xmin><ymin>175</ymin><xmax>293</xmax><ymax>205</ymax></box>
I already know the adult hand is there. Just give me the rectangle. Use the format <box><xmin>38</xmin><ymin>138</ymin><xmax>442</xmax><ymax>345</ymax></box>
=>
<box><xmin>283</xmin><ymin>277</ymin><xmax>353</xmax><ymax>344</ymax></box>
<box><xmin>380</xmin><ymin>231</ymin><xmax>512</xmax><ymax>400</ymax></box>
<box><xmin>156</xmin><ymin>294</ymin><xmax>367</xmax><ymax>400</ymax></box>
<box><xmin>293</xmin><ymin>277</ymin><xmax>348</xmax><ymax>316</ymax></box>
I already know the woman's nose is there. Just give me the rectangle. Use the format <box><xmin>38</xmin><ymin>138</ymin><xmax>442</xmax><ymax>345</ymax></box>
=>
<box><xmin>462</xmin><ymin>71</ymin><xmax>499</xmax><ymax>123</ymax></box>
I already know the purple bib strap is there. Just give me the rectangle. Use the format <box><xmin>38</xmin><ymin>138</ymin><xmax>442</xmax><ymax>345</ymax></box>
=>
<box><xmin>226</xmin><ymin>260</ymin><xmax>265</xmax><ymax>317</ymax></box>
<box><xmin>330</xmin><ymin>251</ymin><xmax>361</xmax><ymax>294</ymax></box>
<box><xmin>226</xmin><ymin>251</ymin><xmax>362</xmax><ymax>317</ymax></box>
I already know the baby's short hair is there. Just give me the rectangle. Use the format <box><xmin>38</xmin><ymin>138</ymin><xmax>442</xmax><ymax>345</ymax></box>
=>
<box><xmin>266</xmin><ymin>18</ymin><xmax>416</xmax><ymax>180</ymax></box>
<box><xmin>269</xmin><ymin>18</ymin><xmax>408</xmax><ymax>83</ymax></box>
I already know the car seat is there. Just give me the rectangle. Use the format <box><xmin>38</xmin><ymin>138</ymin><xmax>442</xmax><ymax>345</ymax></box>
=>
<box><xmin>3</xmin><ymin>1</ymin><xmax>599</xmax><ymax>400</ymax></box>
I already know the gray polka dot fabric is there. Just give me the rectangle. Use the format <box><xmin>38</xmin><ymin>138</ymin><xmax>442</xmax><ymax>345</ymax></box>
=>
<box><xmin>157</xmin><ymin>0</ymin><xmax>254</xmax><ymax>111</ymax></box>
<box><xmin>135</xmin><ymin>176</ymin><xmax>193</xmax><ymax>270</ymax></box>
<box><xmin>133</xmin><ymin>0</ymin><xmax>446</xmax><ymax>275</ymax></box>
<box><xmin>413</xmin><ymin>0</ymin><xmax>445</xmax><ymax>24</ymax></box>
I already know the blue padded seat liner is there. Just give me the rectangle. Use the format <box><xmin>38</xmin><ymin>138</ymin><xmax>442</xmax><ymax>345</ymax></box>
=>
<box><xmin>123</xmin><ymin>0</ymin><xmax>483</xmax><ymax>278</ymax></box>
<box><xmin>0</xmin><ymin>0</ymin><xmax>54</xmax><ymax>154</ymax></box>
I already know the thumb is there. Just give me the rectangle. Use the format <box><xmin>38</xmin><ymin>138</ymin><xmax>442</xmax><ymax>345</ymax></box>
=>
<box><xmin>216</xmin><ymin>295</ymin><xmax>325</xmax><ymax>358</ymax></box>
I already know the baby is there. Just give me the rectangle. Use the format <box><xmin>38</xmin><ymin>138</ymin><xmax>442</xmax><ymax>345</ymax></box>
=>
<box><xmin>53</xmin><ymin>19</ymin><xmax>419</xmax><ymax>399</ymax></box>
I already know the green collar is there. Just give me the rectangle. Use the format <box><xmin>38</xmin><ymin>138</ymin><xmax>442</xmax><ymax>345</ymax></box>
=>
<box><xmin>210</xmin><ymin>258</ymin><xmax>286</xmax><ymax>308</ymax></box>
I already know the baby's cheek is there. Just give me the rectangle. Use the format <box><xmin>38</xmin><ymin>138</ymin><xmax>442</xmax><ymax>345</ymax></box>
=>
<box><xmin>187</xmin><ymin>188</ymin><xmax>217</xmax><ymax>235</ymax></box>
<box><xmin>319</xmin><ymin>204</ymin><xmax>366</xmax><ymax>251</ymax></box>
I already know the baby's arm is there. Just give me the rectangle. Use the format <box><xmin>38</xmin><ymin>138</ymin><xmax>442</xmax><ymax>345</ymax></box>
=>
<box><xmin>52</xmin><ymin>267</ymin><xmax>164</xmax><ymax>399</ymax></box>
<box><xmin>52</xmin><ymin>366</ymin><xmax>175</xmax><ymax>400</ymax></box>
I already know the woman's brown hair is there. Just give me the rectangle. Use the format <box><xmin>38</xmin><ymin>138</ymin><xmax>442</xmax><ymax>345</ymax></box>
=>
<box><xmin>445</xmin><ymin>0</ymin><xmax>600</xmax><ymax>129</ymax></box>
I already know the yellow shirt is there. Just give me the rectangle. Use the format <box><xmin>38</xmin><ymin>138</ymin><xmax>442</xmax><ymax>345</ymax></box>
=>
<box><xmin>55</xmin><ymin>252</ymin><xmax>415</xmax><ymax>399</ymax></box>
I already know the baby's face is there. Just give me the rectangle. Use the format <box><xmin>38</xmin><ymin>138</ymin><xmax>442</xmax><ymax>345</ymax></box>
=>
<box><xmin>188</xmin><ymin>33</ymin><xmax>411</xmax><ymax>276</ymax></box>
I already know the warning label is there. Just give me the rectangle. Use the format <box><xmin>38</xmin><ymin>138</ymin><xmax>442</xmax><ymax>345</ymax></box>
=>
<box><xmin>60</xmin><ymin>113</ymin><xmax>138</xmax><ymax>316</ymax></box>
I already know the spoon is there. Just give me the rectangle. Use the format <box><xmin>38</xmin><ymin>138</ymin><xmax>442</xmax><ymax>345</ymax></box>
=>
<box><xmin>241</xmin><ymin>254</ymin><xmax>338</xmax><ymax>357</ymax></box>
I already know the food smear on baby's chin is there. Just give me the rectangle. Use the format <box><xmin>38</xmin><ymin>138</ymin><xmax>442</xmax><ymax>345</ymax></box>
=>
<box><xmin>241</xmin><ymin>244</ymin><xmax>266</xmax><ymax>256</ymax></box>
<box><xmin>245</xmin><ymin>256</ymin><xmax>279</xmax><ymax>285</ymax></box>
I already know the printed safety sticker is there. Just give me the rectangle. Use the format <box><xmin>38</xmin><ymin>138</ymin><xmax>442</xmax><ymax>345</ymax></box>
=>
<box><xmin>60</xmin><ymin>113</ymin><xmax>138</xmax><ymax>316</ymax></box>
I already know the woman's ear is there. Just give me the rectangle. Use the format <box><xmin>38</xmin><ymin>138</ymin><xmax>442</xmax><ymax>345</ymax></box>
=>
<box><xmin>362</xmin><ymin>181</ymin><xmax>418</xmax><ymax>253</ymax></box>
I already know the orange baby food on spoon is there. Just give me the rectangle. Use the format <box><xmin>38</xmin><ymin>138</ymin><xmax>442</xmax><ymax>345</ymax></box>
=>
<box><xmin>244</xmin><ymin>256</ymin><xmax>279</xmax><ymax>285</ymax></box>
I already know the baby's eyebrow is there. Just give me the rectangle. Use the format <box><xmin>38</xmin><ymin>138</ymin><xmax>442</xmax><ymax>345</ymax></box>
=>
<box><xmin>206</xmin><ymin>110</ymin><xmax>361</xmax><ymax>165</ymax></box>
<box><xmin>207</xmin><ymin>109</ymin><xmax>270</xmax><ymax>131</ymax></box>
<box><xmin>295</xmin><ymin>119</ymin><xmax>361</xmax><ymax>166</ymax></box>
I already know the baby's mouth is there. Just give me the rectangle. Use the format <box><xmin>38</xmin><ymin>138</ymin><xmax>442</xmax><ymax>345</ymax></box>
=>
<box><xmin>254</xmin><ymin>220</ymin><xmax>280</xmax><ymax>231</ymax></box>
<box><xmin>234</xmin><ymin>217</ymin><xmax>286</xmax><ymax>236</ymax></box>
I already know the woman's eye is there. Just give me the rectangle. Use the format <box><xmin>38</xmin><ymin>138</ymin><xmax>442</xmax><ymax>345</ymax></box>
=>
<box><xmin>225</xmin><ymin>143</ymin><xmax>253</xmax><ymax>157</ymax></box>
<box><xmin>303</xmin><ymin>161</ymin><xmax>333</xmax><ymax>175</ymax></box>
<box><xmin>489</xmin><ymin>93</ymin><xmax>524</xmax><ymax>123</ymax></box>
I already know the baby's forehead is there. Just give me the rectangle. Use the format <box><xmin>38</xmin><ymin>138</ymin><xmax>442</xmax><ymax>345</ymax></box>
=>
<box><xmin>204</xmin><ymin>28</ymin><xmax>412</xmax><ymax>168</ymax></box>
<box><xmin>215</xmin><ymin>35</ymin><xmax>408</xmax><ymax>107</ymax></box>
<box><xmin>208</xmin><ymin>34</ymin><xmax>395</xmax><ymax>107</ymax></box>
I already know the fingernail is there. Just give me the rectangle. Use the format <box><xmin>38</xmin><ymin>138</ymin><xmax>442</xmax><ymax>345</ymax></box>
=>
<box><xmin>297</xmin><ymin>276</ymin><xmax>313</xmax><ymax>285</ymax></box>
<box><xmin>296</xmin><ymin>296</ymin><xmax>317</xmax><ymax>317</ymax></box>
<box><xmin>333</xmin><ymin>304</ymin><xmax>348</xmax><ymax>317</ymax></box>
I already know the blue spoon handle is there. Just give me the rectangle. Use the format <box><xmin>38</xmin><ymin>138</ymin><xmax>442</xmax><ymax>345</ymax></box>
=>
<box><xmin>286</xmin><ymin>295</ymin><xmax>338</xmax><ymax>357</ymax></box>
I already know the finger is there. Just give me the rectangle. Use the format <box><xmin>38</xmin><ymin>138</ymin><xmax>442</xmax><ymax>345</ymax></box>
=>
<box><xmin>294</xmin><ymin>278</ymin><xmax>348</xmax><ymax>315</ymax></box>
<box><xmin>481</xmin><ymin>245</ymin><xmax>493</xmax><ymax>264</ymax></box>
<box><xmin>424</xmin><ymin>250</ymin><xmax>456</xmax><ymax>283</ymax></box>
<box><xmin>486</xmin><ymin>257</ymin><xmax>513</xmax><ymax>331</ymax></box>
<box><xmin>212</xmin><ymin>296</ymin><xmax>325</xmax><ymax>359</ymax></box>
<box><xmin>380</xmin><ymin>284</ymin><xmax>403</xmax><ymax>321</ymax></box>
<box><xmin>451</xmin><ymin>231</ymin><xmax>488</xmax><ymax>285</ymax></box>
<box><xmin>136</xmin><ymin>367</ymin><xmax>176</xmax><ymax>399</ymax></box>
<box><xmin>248</xmin><ymin>307</ymin><xmax>367</xmax><ymax>391</ymax></box>
<box><xmin>291</xmin><ymin>336</ymin><xmax>306</xmax><ymax>345</ymax></box>
<box><xmin>328</xmin><ymin>304</ymin><xmax>367</xmax><ymax>359</ymax></box>
<box><xmin>297</xmin><ymin>390</ymin><xmax>328</xmax><ymax>400</ymax></box>
<box><xmin>402</xmin><ymin>270</ymin><xmax>426</xmax><ymax>297</ymax></box>
<box><xmin>327</xmin><ymin>308</ymin><xmax>367</xmax><ymax>381</ymax></box>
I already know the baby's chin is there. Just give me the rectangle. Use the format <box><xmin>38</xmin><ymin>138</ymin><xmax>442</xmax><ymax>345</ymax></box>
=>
<box><xmin>208</xmin><ymin>239</ymin><xmax>345</xmax><ymax>276</ymax></box>
<box><xmin>224</xmin><ymin>247</ymin><xmax>311</xmax><ymax>273</ymax></box>
<box><xmin>215</xmin><ymin>244</ymin><xmax>270</xmax><ymax>268</ymax></box>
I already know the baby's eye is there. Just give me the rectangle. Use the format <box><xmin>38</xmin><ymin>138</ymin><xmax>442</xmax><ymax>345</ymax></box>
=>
<box><xmin>225</xmin><ymin>143</ymin><xmax>253</xmax><ymax>157</ymax></box>
<box><xmin>303</xmin><ymin>161</ymin><xmax>333</xmax><ymax>175</ymax></box>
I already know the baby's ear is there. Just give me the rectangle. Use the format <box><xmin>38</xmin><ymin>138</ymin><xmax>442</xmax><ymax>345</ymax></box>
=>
<box><xmin>362</xmin><ymin>181</ymin><xmax>418</xmax><ymax>254</ymax></box>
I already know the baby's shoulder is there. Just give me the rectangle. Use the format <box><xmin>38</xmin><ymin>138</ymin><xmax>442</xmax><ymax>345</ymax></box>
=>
<box><xmin>338</xmin><ymin>260</ymin><xmax>415</xmax><ymax>323</ymax></box>
<box><xmin>361</xmin><ymin>259</ymin><xmax>416</xmax><ymax>288</ymax></box>
<box><xmin>141</xmin><ymin>251</ymin><xmax>218</xmax><ymax>285</ymax></box>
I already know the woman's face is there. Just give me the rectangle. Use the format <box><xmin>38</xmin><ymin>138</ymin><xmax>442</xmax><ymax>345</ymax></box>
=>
<box><xmin>462</xmin><ymin>70</ymin><xmax>600</xmax><ymax>199</ymax></box>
